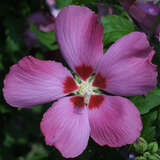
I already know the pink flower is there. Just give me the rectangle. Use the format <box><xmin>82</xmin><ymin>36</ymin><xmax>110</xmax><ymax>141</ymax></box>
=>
<box><xmin>3</xmin><ymin>5</ymin><xmax>157</xmax><ymax>158</ymax></box>
<box><xmin>121</xmin><ymin>1</ymin><xmax>160</xmax><ymax>39</ymax></box>
<box><xmin>45</xmin><ymin>0</ymin><xmax>60</xmax><ymax>17</ymax></box>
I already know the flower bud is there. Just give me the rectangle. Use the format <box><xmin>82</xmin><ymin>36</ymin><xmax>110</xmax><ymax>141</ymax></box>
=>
<box><xmin>153</xmin><ymin>153</ymin><xmax>160</xmax><ymax>159</ymax></box>
<box><xmin>143</xmin><ymin>151</ymin><xmax>151</xmax><ymax>158</ymax></box>
<box><xmin>148</xmin><ymin>142</ymin><xmax>159</xmax><ymax>153</ymax></box>
<box><xmin>129</xmin><ymin>153</ymin><xmax>135</xmax><ymax>160</ymax></box>
<box><xmin>133</xmin><ymin>137</ymin><xmax>148</xmax><ymax>154</ymax></box>
<box><xmin>135</xmin><ymin>156</ymin><xmax>147</xmax><ymax>160</ymax></box>
<box><xmin>148</xmin><ymin>154</ymin><xmax>159</xmax><ymax>160</ymax></box>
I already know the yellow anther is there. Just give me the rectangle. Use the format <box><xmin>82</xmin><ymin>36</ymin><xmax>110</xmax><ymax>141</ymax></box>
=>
<box><xmin>79</xmin><ymin>81</ymin><xmax>93</xmax><ymax>104</ymax></box>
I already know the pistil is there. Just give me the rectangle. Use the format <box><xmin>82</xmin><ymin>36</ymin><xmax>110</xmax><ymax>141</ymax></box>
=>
<box><xmin>79</xmin><ymin>81</ymin><xmax>93</xmax><ymax>104</ymax></box>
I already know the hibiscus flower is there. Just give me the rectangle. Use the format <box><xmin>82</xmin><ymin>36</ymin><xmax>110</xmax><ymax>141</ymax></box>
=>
<box><xmin>3</xmin><ymin>5</ymin><xmax>157</xmax><ymax>158</ymax></box>
<box><xmin>121</xmin><ymin>0</ymin><xmax>160</xmax><ymax>40</ymax></box>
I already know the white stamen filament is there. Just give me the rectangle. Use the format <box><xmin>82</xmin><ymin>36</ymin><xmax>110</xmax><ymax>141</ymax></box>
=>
<box><xmin>79</xmin><ymin>81</ymin><xmax>93</xmax><ymax>104</ymax></box>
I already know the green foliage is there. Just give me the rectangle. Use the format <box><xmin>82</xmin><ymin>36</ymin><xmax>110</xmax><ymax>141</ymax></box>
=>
<box><xmin>56</xmin><ymin>0</ymin><xmax>73</xmax><ymax>8</ymax></box>
<box><xmin>144</xmin><ymin>152</ymin><xmax>151</xmax><ymax>159</ymax></box>
<box><xmin>101</xmin><ymin>14</ymin><xmax>135</xmax><ymax>46</ymax></box>
<box><xmin>4</xmin><ymin>16</ymin><xmax>24</xmax><ymax>53</ymax></box>
<box><xmin>130</xmin><ymin>88</ymin><xmax>160</xmax><ymax>115</ymax></box>
<box><xmin>135</xmin><ymin>156</ymin><xmax>147</xmax><ymax>160</ymax></box>
<box><xmin>72</xmin><ymin>0</ymin><xmax>99</xmax><ymax>5</ymax></box>
<box><xmin>133</xmin><ymin>137</ymin><xmax>148</xmax><ymax>154</ymax></box>
<box><xmin>1</xmin><ymin>0</ymin><xmax>160</xmax><ymax>160</ymax></box>
<box><xmin>133</xmin><ymin>137</ymin><xmax>160</xmax><ymax>160</ymax></box>
<box><xmin>56</xmin><ymin>0</ymin><xmax>99</xmax><ymax>8</ymax></box>
<box><xmin>0</xmin><ymin>104</ymin><xmax>10</xmax><ymax>114</ymax></box>
<box><xmin>30</xmin><ymin>23</ymin><xmax>58</xmax><ymax>50</ymax></box>
<box><xmin>18</xmin><ymin>144</ymin><xmax>48</xmax><ymax>160</ymax></box>
<box><xmin>142</xmin><ymin>111</ymin><xmax>157</xmax><ymax>142</ymax></box>
<box><xmin>148</xmin><ymin>142</ymin><xmax>159</xmax><ymax>153</ymax></box>
<box><xmin>6</xmin><ymin>36</ymin><xmax>20</xmax><ymax>52</ymax></box>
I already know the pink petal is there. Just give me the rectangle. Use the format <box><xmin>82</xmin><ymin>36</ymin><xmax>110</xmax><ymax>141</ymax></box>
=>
<box><xmin>3</xmin><ymin>56</ymin><xmax>78</xmax><ymax>108</ymax></box>
<box><xmin>88</xmin><ymin>94</ymin><xmax>142</xmax><ymax>147</ymax></box>
<box><xmin>55</xmin><ymin>5</ymin><xmax>103</xmax><ymax>81</ymax></box>
<box><xmin>93</xmin><ymin>32</ymin><xmax>157</xmax><ymax>96</ymax></box>
<box><xmin>40</xmin><ymin>96</ymin><xmax>90</xmax><ymax>158</ymax></box>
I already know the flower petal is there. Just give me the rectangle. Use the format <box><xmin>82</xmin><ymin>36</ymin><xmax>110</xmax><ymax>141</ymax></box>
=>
<box><xmin>88</xmin><ymin>94</ymin><xmax>142</xmax><ymax>147</ymax></box>
<box><xmin>40</xmin><ymin>96</ymin><xmax>90</xmax><ymax>158</ymax></box>
<box><xmin>93</xmin><ymin>32</ymin><xmax>157</xmax><ymax>96</ymax></box>
<box><xmin>3</xmin><ymin>56</ymin><xmax>78</xmax><ymax>108</ymax></box>
<box><xmin>55</xmin><ymin>5</ymin><xmax>103</xmax><ymax>81</ymax></box>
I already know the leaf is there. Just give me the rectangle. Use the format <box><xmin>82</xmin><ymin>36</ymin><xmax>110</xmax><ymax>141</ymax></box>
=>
<box><xmin>101</xmin><ymin>15</ymin><xmax>135</xmax><ymax>46</ymax></box>
<box><xmin>0</xmin><ymin>104</ymin><xmax>10</xmax><ymax>114</ymax></box>
<box><xmin>0</xmin><ymin>54</ymin><xmax>4</xmax><ymax>70</ymax></box>
<box><xmin>30</xmin><ymin>22</ymin><xmax>58</xmax><ymax>50</ymax></box>
<box><xmin>141</xmin><ymin>111</ymin><xmax>157</xmax><ymax>142</ymax></box>
<box><xmin>72</xmin><ymin>0</ymin><xmax>99</xmax><ymax>5</ymax></box>
<box><xmin>25</xmin><ymin>144</ymin><xmax>48</xmax><ymax>160</ymax></box>
<box><xmin>56</xmin><ymin>0</ymin><xmax>99</xmax><ymax>8</ymax></box>
<box><xmin>6</xmin><ymin>36</ymin><xmax>20</xmax><ymax>52</ymax></box>
<box><xmin>130</xmin><ymin>88</ymin><xmax>160</xmax><ymax>115</ymax></box>
<box><xmin>4</xmin><ymin>16</ymin><xmax>23</xmax><ymax>52</ymax></box>
<box><xmin>3</xmin><ymin>134</ymin><xmax>15</xmax><ymax>147</ymax></box>
<box><xmin>56</xmin><ymin>0</ymin><xmax>73</xmax><ymax>8</ymax></box>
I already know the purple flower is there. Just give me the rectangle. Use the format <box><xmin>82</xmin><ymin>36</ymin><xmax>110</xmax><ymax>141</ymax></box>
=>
<box><xmin>121</xmin><ymin>0</ymin><xmax>160</xmax><ymax>39</ymax></box>
<box><xmin>97</xmin><ymin>3</ymin><xmax>114</xmax><ymax>19</ymax></box>
<box><xmin>3</xmin><ymin>5</ymin><xmax>157</xmax><ymax>158</ymax></box>
<box><xmin>45</xmin><ymin>0</ymin><xmax>60</xmax><ymax>17</ymax></box>
<box><xmin>24</xmin><ymin>11</ymin><xmax>55</xmax><ymax>48</ymax></box>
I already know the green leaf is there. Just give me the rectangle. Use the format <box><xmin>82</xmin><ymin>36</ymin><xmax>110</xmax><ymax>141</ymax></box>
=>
<box><xmin>6</xmin><ymin>36</ymin><xmax>20</xmax><ymax>52</ymax></box>
<box><xmin>133</xmin><ymin>137</ymin><xmax>148</xmax><ymax>154</ymax></box>
<box><xmin>72</xmin><ymin>0</ymin><xmax>99</xmax><ymax>5</ymax></box>
<box><xmin>4</xmin><ymin>16</ymin><xmax>23</xmax><ymax>52</ymax></box>
<box><xmin>30</xmin><ymin>22</ymin><xmax>58</xmax><ymax>50</ymax></box>
<box><xmin>56</xmin><ymin>0</ymin><xmax>72</xmax><ymax>8</ymax></box>
<box><xmin>26</xmin><ymin>144</ymin><xmax>48</xmax><ymax>160</ymax></box>
<box><xmin>3</xmin><ymin>134</ymin><xmax>15</xmax><ymax>147</ymax></box>
<box><xmin>0</xmin><ymin>104</ymin><xmax>10</xmax><ymax>114</ymax></box>
<box><xmin>141</xmin><ymin>111</ymin><xmax>157</xmax><ymax>142</ymax></box>
<box><xmin>130</xmin><ymin>88</ymin><xmax>160</xmax><ymax>115</ymax></box>
<box><xmin>148</xmin><ymin>142</ymin><xmax>159</xmax><ymax>153</ymax></box>
<box><xmin>0</xmin><ymin>54</ymin><xmax>4</xmax><ymax>70</ymax></box>
<box><xmin>101</xmin><ymin>15</ymin><xmax>135</xmax><ymax>46</ymax></box>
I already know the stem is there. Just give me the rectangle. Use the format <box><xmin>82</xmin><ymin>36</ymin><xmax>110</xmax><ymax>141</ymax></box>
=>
<box><xmin>149</xmin><ymin>11</ymin><xmax>160</xmax><ymax>39</ymax></box>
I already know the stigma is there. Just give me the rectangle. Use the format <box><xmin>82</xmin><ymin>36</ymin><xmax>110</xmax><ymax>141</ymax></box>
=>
<box><xmin>79</xmin><ymin>81</ymin><xmax>93</xmax><ymax>104</ymax></box>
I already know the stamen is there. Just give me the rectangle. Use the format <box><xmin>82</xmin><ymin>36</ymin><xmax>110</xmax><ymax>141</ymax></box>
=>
<box><xmin>79</xmin><ymin>81</ymin><xmax>93</xmax><ymax>104</ymax></box>
<box><xmin>74</xmin><ymin>75</ymin><xmax>102</xmax><ymax>105</ymax></box>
